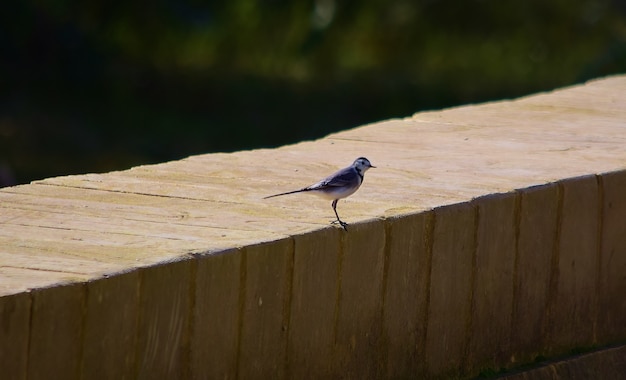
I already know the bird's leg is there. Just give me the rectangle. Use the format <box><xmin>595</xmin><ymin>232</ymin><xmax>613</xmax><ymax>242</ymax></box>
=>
<box><xmin>331</xmin><ymin>199</ymin><xmax>348</xmax><ymax>231</ymax></box>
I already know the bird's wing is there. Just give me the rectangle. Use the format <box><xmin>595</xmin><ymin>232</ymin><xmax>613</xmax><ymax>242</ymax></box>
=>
<box><xmin>308</xmin><ymin>167</ymin><xmax>357</xmax><ymax>190</ymax></box>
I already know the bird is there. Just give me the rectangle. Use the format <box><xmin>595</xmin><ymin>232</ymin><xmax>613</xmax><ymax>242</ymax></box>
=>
<box><xmin>264</xmin><ymin>157</ymin><xmax>375</xmax><ymax>231</ymax></box>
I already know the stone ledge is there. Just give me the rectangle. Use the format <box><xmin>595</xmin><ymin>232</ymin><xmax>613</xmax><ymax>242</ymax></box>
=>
<box><xmin>497</xmin><ymin>344</ymin><xmax>626</xmax><ymax>380</ymax></box>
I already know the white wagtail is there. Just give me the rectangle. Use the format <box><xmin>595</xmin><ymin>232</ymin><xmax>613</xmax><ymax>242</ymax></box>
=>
<box><xmin>264</xmin><ymin>157</ymin><xmax>375</xmax><ymax>230</ymax></box>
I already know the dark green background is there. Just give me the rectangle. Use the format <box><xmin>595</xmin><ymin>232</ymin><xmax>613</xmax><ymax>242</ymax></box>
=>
<box><xmin>1</xmin><ymin>0</ymin><xmax>624</xmax><ymax>187</ymax></box>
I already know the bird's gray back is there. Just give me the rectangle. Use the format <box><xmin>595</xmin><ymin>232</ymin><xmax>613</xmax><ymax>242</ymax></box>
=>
<box><xmin>311</xmin><ymin>166</ymin><xmax>360</xmax><ymax>189</ymax></box>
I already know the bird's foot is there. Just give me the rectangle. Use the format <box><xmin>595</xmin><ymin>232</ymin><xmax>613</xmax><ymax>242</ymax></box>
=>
<box><xmin>331</xmin><ymin>219</ymin><xmax>349</xmax><ymax>231</ymax></box>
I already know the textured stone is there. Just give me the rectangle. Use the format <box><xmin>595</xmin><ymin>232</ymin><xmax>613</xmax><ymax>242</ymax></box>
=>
<box><xmin>548</xmin><ymin>176</ymin><xmax>599</xmax><ymax>354</ymax></box>
<box><xmin>424</xmin><ymin>203</ymin><xmax>475</xmax><ymax>377</ymax></box>
<box><xmin>134</xmin><ymin>259</ymin><xmax>193</xmax><ymax>380</ymax></box>
<box><xmin>597</xmin><ymin>170</ymin><xmax>626</xmax><ymax>343</ymax></box>
<box><xmin>238</xmin><ymin>239</ymin><xmax>293</xmax><ymax>379</ymax></box>
<box><xmin>191</xmin><ymin>249</ymin><xmax>241</xmax><ymax>380</ymax></box>
<box><xmin>28</xmin><ymin>283</ymin><xmax>85</xmax><ymax>380</ymax></box>
<box><xmin>382</xmin><ymin>212</ymin><xmax>432</xmax><ymax>378</ymax></box>
<box><xmin>467</xmin><ymin>193</ymin><xmax>517</xmax><ymax>371</ymax></box>
<box><xmin>498</xmin><ymin>344</ymin><xmax>626</xmax><ymax>380</ymax></box>
<box><xmin>287</xmin><ymin>228</ymin><xmax>341</xmax><ymax>378</ymax></box>
<box><xmin>0</xmin><ymin>292</ymin><xmax>30</xmax><ymax>380</ymax></box>
<box><xmin>334</xmin><ymin>220</ymin><xmax>386</xmax><ymax>379</ymax></box>
<box><xmin>81</xmin><ymin>272</ymin><xmax>140</xmax><ymax>379</ymax></box>
<box><xmin>510</xmin><ymin>184</ymin><xmax>559</xmax><ymax>364</ymax></box>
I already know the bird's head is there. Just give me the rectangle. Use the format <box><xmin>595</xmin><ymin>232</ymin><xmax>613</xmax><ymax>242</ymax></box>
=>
<box><xmin>353</xmin><ymin>157</ymin><xmax>375</xmax><ymax>174</ymax></box>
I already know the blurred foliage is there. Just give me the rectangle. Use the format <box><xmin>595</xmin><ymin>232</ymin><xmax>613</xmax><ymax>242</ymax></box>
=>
<box><xmin>0</xmin><ymin>0</ymin><xmax>625</xmax><ymax>186</ymax></box>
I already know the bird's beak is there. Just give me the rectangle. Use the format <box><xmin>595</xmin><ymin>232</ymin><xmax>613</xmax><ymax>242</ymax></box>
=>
<box><xmin>370</xmin><ymin>165</ymin><xmax>376</xmax><ymax>168</ymax></box>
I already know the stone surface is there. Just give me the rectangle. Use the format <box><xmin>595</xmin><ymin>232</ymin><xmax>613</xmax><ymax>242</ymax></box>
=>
<box><xmin>81</xmin><ymin>271</ymin><xmax>140</xmax><ymax>379</ymax></box>
<box><xmin>548</xmin><ymin>176</ymin><xmax>599</xmax><ymax>354</ymax></box>
<box><xmin>0</xmin><ymin>292</ymin><xmax>30</xmax><ymax>380</ymax></box>
<box><xmin>467</xmin><ymin>193</ymin><xmax>517</xmax><ymax>372</ymax></box>
<box><xmin>333</xmin><ymin>220</ymin><xmax>386</xmax><ymax>378</ymax></box>
<box><xmin>1</xmin><ymin>76</ymin><xmax>626</xmax><ymax>379</ymax></box>
<box><xmin>287</xmin><ymin>227</ymin><xmax>341</xmax><ymax>378</ymax></box>
<box><xmin>510</xmin><ymin>184</ymin><xmax>559</xmax><ymax>364</ymax></box>
<box><xmin>191</xmin><ymin>249</ymin><xmax>242</xmax><ymax>380</ymax></box>
<box><xmin>238</xmin><ymin>239</ymin><xmax>293</xmax><ymax>379</ymax></box>
<box><xmin>382</xmin><ymin>212</ymin><xmax>433</xmax><ymax>378</ymax></box>
<box><xmin>134</xmin><ymin>259</ymin><xmax>193</xmax><ymax>379</ymax></box>
<box><xmin>498</xmin><ymin>344</ymin><xmax>626</xmax><ymax>380</ymax></box>
<box><xmin>27</xmin><ymin>283</ymin><xmax>85</xmax><ymax>380</ymax></box>
<box><xmin>424</xmin><ymin>203</ymin><xmax>476</xmax><ymax>377</ymax></box>
<box><xmin>597</xmin><ymin>170</ymin><xmax>626</xmax><ymax>344</ymax></box>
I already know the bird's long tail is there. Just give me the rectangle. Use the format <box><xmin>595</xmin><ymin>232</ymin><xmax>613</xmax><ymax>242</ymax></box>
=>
<box><xmin>263</xmin><ymin>188</ymin><xmax>311</xmax><ymax>199</ymax></box>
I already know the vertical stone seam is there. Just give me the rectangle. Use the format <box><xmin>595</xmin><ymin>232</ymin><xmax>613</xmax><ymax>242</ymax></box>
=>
<box><xmin>25</xmin><ymin>292</ymin><xmax>36</xmax><ymax>380</ymax></box>
<box><xmin>76</xmin><ymin>283</ymin><xmax>87</xmax><ymax>380</ymax></box>
<box><xmin>332</xmin><ymin>229</ymin><xmax>344</xmax><ymax>346</ymax></box>
<box><xmin>131</xmin><ymin>269</ymin><xmax>145</xmax><ymax>380</ymax></box>
<box><xmin>234</xmin><ymin>248</ymin><xmax>247</xmax><ymax>380</ymax></box>
<box><xmin>23</xmin><ymin>292</ymin><xmax>34</xmax><ymax>380</ymax></box>
<box><xmin>283</xmin><ymin>237</ymin><xmax>296</xmax><ymax>378</ymax></box>
<box><xmin>509</xmin><ymin>190</ymin><xmax>523</xmax><ymax>362</ymax></box>
<box><xmin>462</xmin><ymin>202</ymin><xmax>479</xmax><ymax>374</ymax></box>
<box><xmin>420</xmin><ymin>211</ymin><xmax>435</xmax><ymax>370</ymax></box>
<box><xmin>379</xmin><ymin>218</ymin><xmax>393</xmax><ymax>376</ymax></box>
<box><xmin>545</xmin><ymin>182</ymin><xmax>564</xmax><ymax>351</ymax></box>
<box><xmin>593</xmin><ymin>174</ymin><xmax>605</xmax><ymax>344</ymax></box>
<box><xmin>185</xmin><ymin>257</ymin><xmax>198</xmax><ymax>379</ymax></box>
